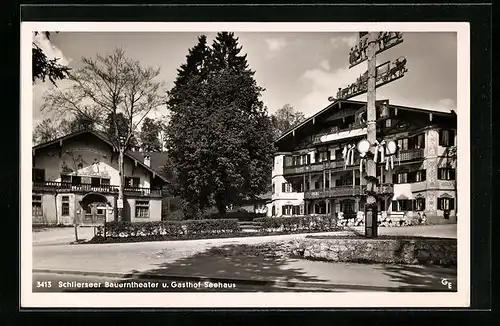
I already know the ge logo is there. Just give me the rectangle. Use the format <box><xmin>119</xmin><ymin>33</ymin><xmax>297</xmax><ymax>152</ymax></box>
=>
<box><xmin>441</xmin><ymin>278</ymin><xmax>453</xmax><ymax>289</ymax></box>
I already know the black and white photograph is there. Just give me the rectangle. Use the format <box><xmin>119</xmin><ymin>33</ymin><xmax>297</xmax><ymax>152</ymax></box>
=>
<box><xmin>21</xmin><ymin>22</ymin><xmax>470</xmax><ymax>308</ymax></box>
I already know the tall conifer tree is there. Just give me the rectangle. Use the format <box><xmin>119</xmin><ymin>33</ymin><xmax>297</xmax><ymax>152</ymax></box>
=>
<box><xmin>165</xmin><ymin>32</ymin><xmax>275</xmax><ymax>217</ymax></box>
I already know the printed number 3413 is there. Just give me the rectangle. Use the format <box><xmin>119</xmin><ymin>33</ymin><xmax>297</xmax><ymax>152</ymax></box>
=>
<box><xmin>37</xmin><ymin>281</ymin><xmax>52</xmax><ymax>288</ymax></box>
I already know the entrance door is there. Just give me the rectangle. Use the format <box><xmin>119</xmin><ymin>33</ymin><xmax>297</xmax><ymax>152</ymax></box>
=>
<box><xmin>83</xmin><ymin>202</ymin><xmax>106</xmax><ymax>224</ymax></box>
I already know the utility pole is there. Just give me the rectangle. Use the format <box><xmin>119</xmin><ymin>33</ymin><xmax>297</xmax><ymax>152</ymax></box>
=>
<box><xmin>364</xmin><ymin>32</ymin><xmax>378</xmax><ymax>238</ymax></box>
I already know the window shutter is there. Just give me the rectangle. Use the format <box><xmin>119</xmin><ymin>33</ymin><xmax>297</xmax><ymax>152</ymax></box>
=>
<box><xmin>450</xmin><ymin>198</ymin><xmax>455</xmax><ymax>210</ymax></box>
<box><xmin>412</xmin><ymin>200</ymin><xmax>416</xmax><ymax>211</ymax></box>
<box><xmin>392</xmin><ymin>201</ymin><xmax>397</xmax><ymax>212</ymax></box>
<box><xmin>437</xmin><ymin>198</ymin><xmax>442</xmax><ymax>210</ymax></box>
<box><xmin>335</xmin><ymin>179</ymin><xmax>341</xmax><ymax>187</ymax></box>
<box><xmin>450</xmin><ymin>169</ymin><xmax>456</xmax><ymax>180</ymax></box>
<box><xmin>422</xmin><ymin>170</ymin><xmax>427</xmax><ymax>181</ymax></box>
<box><xmin>450</xmin><ymin>130</ymin><xmax>456</xmax><ymax>146</ymax></box>
<box><xmin>282</xmin><ymin>183</ymin><xmax>286</xmax><ymax>193</ymax></box>
<box><xmin>355</xmin><ymin>178</ymin><xmax>360</xmax><ymax>186</ymax></box>
<box><xmin>392</xmin><ymin>174</ymin><xmax>398</xmax><ymax>184</ymax></box>
<box><xmin>439</xmin><ymin>130</ymin><xmax>444</xmax><ymax>146</ymax></box>
<box><xmin>422</xmin><ymin>198</ymin><xmax>426</xmax><ymax>211</ymax></box>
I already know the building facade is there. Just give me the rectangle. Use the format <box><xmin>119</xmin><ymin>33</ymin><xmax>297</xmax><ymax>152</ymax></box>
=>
<box><xmin>267</xmin><ymin>99</ymin><xmax>457</xmax><ymax>225</ymax></box>
<box><xmin>32</xmin><ymin>131</ymin><xmax>169</xmax><ymax>225</ymax></box>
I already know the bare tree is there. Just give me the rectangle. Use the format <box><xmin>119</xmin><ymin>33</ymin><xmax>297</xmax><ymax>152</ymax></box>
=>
<box><xmin>41</xmin><ymin>48</ymin><xmax>165</xmax><ymax>221</ymax></box>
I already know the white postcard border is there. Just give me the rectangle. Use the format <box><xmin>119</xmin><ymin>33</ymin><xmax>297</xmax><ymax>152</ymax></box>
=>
<box><xmin>21</xmin><ymin>21</ymin><xmax>470</xmax><ymax>308</ymax></box>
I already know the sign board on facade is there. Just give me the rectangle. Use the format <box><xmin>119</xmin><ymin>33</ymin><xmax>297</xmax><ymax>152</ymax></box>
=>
<box><xmin>117</xmin><ymin>199</ymin><xmax>123</xmax><ymax>209</ymax></box>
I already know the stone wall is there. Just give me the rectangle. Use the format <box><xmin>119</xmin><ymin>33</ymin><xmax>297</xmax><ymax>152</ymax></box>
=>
<box><xmin>258</xmin><ymin>237</ymin><xmax>457</xmax><ymax>266</ymax></box>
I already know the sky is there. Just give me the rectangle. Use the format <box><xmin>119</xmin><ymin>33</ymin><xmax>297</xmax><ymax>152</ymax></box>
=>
<box><xmin>32</xmin><ymin>31</ymin><xmax>457</xmax><ymax>125</ymax></box>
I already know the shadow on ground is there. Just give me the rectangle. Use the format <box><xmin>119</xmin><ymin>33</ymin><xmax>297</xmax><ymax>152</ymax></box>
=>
<box><xmin>60</xmin><ymin>243</ymin><xmax>457</xmax><ymax>293</ymax></box>
<box><xmin>378</xmin><ymin>264</ymin><xmax>457</xmax><ymax>292</ymax></box>
<box><xmin>63</xmin><ymin>244</ymin><xmax>333</xmax><ymax>292</ymax></box>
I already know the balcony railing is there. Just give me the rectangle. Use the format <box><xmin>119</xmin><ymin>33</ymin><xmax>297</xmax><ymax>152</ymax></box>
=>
<box><xmin>304</xmin><ymin>184</ymin><xmax>393</xmax><ymax>199</ymax></box>
<box><xmin>32</xmin><ymin>181</ymin><xmax>162</xmax><ymax>197</ymax></box>
<box><xmin>283</xmin><ymin>158</ymin><xmax>360</xmax><ymax>175</ymax></box>
<box><xmin>398</xmin><ymin>148</ymin><xmax>424</xmax><ymax>161</ymax></box>
<box><xmin>305</xmin><ymin>186</ymin><xmax>365</xmax><ymax>199</ymax></box>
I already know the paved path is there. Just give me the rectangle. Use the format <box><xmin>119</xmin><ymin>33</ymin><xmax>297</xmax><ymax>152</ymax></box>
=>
<box><xmin>33</xmin><ymin>227</ymin><xmax>96</xmax><ymax>246</ymax></box>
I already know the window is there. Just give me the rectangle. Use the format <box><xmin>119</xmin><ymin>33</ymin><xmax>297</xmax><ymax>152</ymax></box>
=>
<box><xmin>32</xmin><ymin>169</ymin><xmax>45</xmax><ymax>182</ymax></box>
<box><xmin>91</xmin><ymin>177</ymin><xmax>101</xmax><ymax>187</ymax></box>
<box><xmin>438</xmin><ymin>168</ymin><xmax>456</xmax><ymax>180</ymax></box>
<box><xmin>282</xmin><ymin>183</ymin><xmax>292</xmax><ymax>193</ymax></box>
<box><xmin>341</xmin><ymin>177</ymin><xmax>353</xmax><ymax>186</ymax></box>
<box><xmin>392</xmin><ymin>199</ymin><xmax>413</xmax><ymax>212</ymax></box>
<box><xmin>81</xmin><ymin>176</ymin><xmax>91</xmax><ymax>185</ymax></box>
<box><xmin>101</xmin><ymin>178</ymin><xmax>110</xmax><ymax>185</ymax></box>
<box><xmin>72</xmin><ymin>176</ymin><xmax>81</xmax><ymax>186</ymax></box>
<box><xmin>301</xmin><ymin>154</ymin><xmax>311</xmax><ymax>165</ymax></box>
<box><xmin>414</xmin><ymin>198</ymin><xmax>426</xmax><ymax>211</ymax></box>
<box><xmin>32</xmin><ymin>195</ymin><xmax>42</xmax><ymax>216</ymax></box>
<box><xmin>314</xmin><ymin>181</ymin><xmax>322</xmax><ymax>190</ymax></box>
<box><xmin>61</xmin><ymin>196</ymin><xmax>69</xmax><ymax>216</ymax></box>
<box><xmin>283</xmin><ymin>205</ymin><xmax>293</xmax><ymax>215</ymax></box>
<box><xmin>125</xmin><ymin>177</ymin><xmax>140</xmax><ymax>187</ymax></box>
<box><xmin>437</xmin><ymin>197</ymin><xmax>455</xmax><ymax>210</ymax></box>
<box><xmin>292</xmin><ymin>156</ymin><xmax>301</xmax><ymax>166</ymax></box>
<box><xmin>334</xmin><ymin>149</ymin><xmax>342</xmax><ymax>161</ymax></box>
<box><xmin>318</xmin><ymin>151</ymin><xmax>329</xmax><ymax>162</ymax></box>
<box><xmin>135</xmin><ymin>200</ymin><xmax>150</xmax><ymax>218</ymax></box>
<box><xmin>272</xmin><ymin>205</ymin><xmax>276</xmax><ymax>216</ymax></box>
<box><xmin>342</xmin><ymin>201</ymin><xmax>354</xmax><ymax>214</ymax></box>
<box><xmin>61</xmin><ymin>175</ymin><xmax>71</xmax><ymax>183</ymax></box>
<box><xmin>355</xmin><ymin>177</ymin><xmax>360</xmax><ymax>186</ymax></box>
<box><xmin>272</xmin><ymin>183</ymin><xmax>275</xmax><ymax>194</ymax></box>
<box><xmin>393</xmin><ymin>172</ymin><xmax>408</xmax><ymax>184</ymax></box>
<box><xmin>397</xmin><ymin>138</ymin><xmax>409</xmax><ymax>151</ymax></box>
<box><xmin>97</xmin><ymin>208</ymin><xmax>104</xmax><ymax>215</ymax></box>
<box><xmin>284</xmin><ymin>156</ymin><xmax>292</xmax><ymax>167</ymax></box>
<box><xmin>385</xmin><ymin>119</ymin><xmax>392</xmax><ymax>128</ymax></box>
<box><xmin>412</xmin><ymin>134</ymin><xmax>425</xmax><ymax>149</ymax></box>
<box><xmin>414</xmin><ymin>170</ymin><xmax>426</xmax><ymax>182</ymax></box>
<box><xmin>439</xmin><ymin>129</ymin><xmax>455</xmax><ymax>147</ymax></box>
<box><xmin>292</xmin><ymin>183</ymin><xmax>303</xmax><ymax>193</ymax></box>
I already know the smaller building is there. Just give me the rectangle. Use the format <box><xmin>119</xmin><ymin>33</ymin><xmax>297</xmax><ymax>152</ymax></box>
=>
<box><xmin>32</xmin><ymin>130</ymin><xmax>169</xmax><ymax>225</ymax></box>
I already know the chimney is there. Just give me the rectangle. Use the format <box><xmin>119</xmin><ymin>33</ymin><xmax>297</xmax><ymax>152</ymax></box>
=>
<box><xmin>144</xmin><ymin>154</ymin><xmax>151</xmax><ymax>167</ymax></box>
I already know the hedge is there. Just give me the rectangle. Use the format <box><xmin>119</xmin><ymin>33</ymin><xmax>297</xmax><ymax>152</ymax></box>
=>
<box><xmin>206</xmin><ymin>211</ymin><xmax>266</xmax><ymax>221</ymax></box>
<box><xmin>254</xmin><ymin>215</ymin><xmax>340</xmax><ymax>233</ymax></box>
<box><xmin>94</xmin><ymin>219</ymin><xmax>241</xmax><ymax>239</ymax></box>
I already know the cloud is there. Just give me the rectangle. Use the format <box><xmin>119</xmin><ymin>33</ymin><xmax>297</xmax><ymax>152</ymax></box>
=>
<box><xmin>435</xmin><ymin>98</ymin><xmax>456</xmax><ymax>110</ymax></box>
<box><xmin>298</xmin><ymin>63</ymin><xmax>366</xmax><ymax>116</ymax></box>
<box><xmin>33</xmin><ymin>32</ymin><xmax>72</xmax><ymax>66</ymax></box>
<box><xmin>330</xmin><ymin>35</ymin><xmax>357</xmax><ymax>49</ymax></box>
<box><xmin>265</xmin><ymin>38</ymin><xmax>287</xmax><ymax>55</ymax></box>
<box><xmin>319</xmin><ymin>59</ymin><xmax>330</xmax><ymax>71</ymax></box>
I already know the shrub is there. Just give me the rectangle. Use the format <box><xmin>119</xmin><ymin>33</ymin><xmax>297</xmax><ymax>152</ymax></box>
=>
<box><xmin>95</xmin><ymin>218</ymin><xmax>240</xmax><ymax>239</ymax></box>
<box><xmin>254</xmin><ymin>215</ymin><xmax>340</xmax><ymax>233</ymax></box>
<box><xmin>206</xmin><ymin>211</ymin><xmax>266</xmax><ymax>222</ymax></box>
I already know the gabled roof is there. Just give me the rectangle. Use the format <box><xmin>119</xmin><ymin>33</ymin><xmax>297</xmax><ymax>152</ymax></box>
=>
<box><xmin>275</xmin><ymin>98</ymin><xmax>456</xmax><ymax>143</ymax></box>
<box><xmin>128</xmin><ymin>151</ymin><xmax>170</xmax><ymax>181</ymax></box>
<box><xmin>32</xmin><ymin>130</ymin><xmax>169</xmax><ymax>183</ymax></box>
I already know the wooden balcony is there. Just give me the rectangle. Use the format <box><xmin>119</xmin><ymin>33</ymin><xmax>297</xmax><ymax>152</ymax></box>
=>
<box><xmin>305</xmin><ymin>186</ymin><xmax>365</xmax><ymax>199</ymax></box>
<box><xmin>304</xmin><ymin>184</ymin><xmax>393</xmax><ymax>200</ymax></box>
<box><xmin>283</xmin><ymin>158</ymin><xmax>360</xmax><ymax>175</ymax></box>
<box><xmin>32</xmin><ymin>181</ymin><xmax>162</xmax><ymax>198</ymax></box>
<box><xmin>398</xmin><ymin>148</ymin><xmax>425</xmax><ymax>161</ymax></box>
